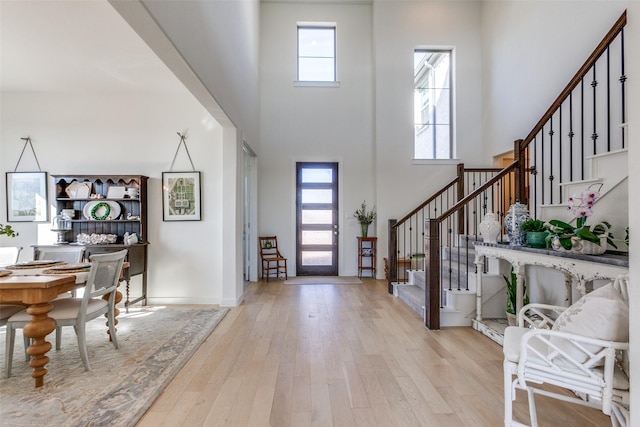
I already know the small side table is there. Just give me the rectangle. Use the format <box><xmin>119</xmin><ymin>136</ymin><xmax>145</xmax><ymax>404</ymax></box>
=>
<box><xmin>357</xmin><ymin>237</ymin><xmax>377</xmax><ymax>278</ymax></box>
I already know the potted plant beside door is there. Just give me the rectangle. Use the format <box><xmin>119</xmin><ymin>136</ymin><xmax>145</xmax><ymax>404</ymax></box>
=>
<box><xmin>353</xmin><ymin>201</ymin><xmax>376</xmax><ymax>237</ymax></box>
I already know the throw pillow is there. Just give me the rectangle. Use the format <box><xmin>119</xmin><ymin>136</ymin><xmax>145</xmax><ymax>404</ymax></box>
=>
<box><xmin>551</xmin><ymin>283</ymin><xmax>629</xmax><ymax>365</ymax></box>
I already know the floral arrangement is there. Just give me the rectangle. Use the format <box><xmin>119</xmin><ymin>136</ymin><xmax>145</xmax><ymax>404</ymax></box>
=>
<box><xmin>353</xmin><ymin>200</ymin><xmax>376</xmax><ymax>225</ymax></box>
<box><xmin>546</xmin><ymin>184</ymin><xmax>616</xmax><ymax>250</ymax></box>
<box><xmin>0</xmin><ymin>224</ymin><xmax>18</xmax><ymax>238</ymax></box>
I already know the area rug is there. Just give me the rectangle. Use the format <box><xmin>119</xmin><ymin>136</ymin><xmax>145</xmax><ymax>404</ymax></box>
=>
<box><xmin>0</xmin><ymin>306</ymin><xmax>228</xmax><ymax>427</ymax></box>
<box><xmin>284</xmin><ymin>276</ymin><xmax>362</xmax><ymax>285</ymax></box>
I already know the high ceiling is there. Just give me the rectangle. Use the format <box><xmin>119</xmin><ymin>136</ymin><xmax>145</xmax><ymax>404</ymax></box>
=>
<box><xmin>0</xmin><ymin>1</ymin><xmax>185</xmax><ymax>94</ymax></box>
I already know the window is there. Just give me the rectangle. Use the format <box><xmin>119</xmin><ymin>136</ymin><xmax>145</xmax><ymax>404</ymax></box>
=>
<box><xmin>414</xmin><ymin>49</ymin><xmax>453</xmax><ymax>159</ymax></box>
<box><xmin>297</xmin><ymin>24</ymin><xmax>336</xmax><ymax>82</ymax></box>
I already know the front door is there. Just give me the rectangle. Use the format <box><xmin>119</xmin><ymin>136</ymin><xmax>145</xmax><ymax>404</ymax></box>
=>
<box><xmin>296</xmin><ymin>162</ymin><xmax>338</xmax><ymax>276</ymax></box>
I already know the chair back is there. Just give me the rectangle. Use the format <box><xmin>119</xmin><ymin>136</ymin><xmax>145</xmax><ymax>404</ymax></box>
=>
<box><xmin>82</xmin><ymin>250</ymin><xmax>127</xmax><ymax>316</ymax></box>
<box><xmin>0</xmin><ymin>247</ymin><xmax>22</xmax><ymax>267</ymax></box>
<box><xmin>36</xmin><ymin>246</ymin><xmax>85</xmax><ymax>263</ymax></box>
<box><xmin>259</xmin><ymin>236</ymin><xmax>281</xmax><ymax>259</ymax></box>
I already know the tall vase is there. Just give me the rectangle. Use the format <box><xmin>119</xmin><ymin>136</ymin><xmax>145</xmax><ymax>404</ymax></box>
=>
<box><xmin>504</xmin><ymin>200</ymin><xmax>531</xmax><ymax>246</ymax></box>
<box><xmin>361</xmin><ymin>223</ymin><xmax>369</xmax><ymax>237</ymax></box>
<box><xmin>479</xmin><ymin>212</ymin><xmax>501</xmax><ymax>244</ymax></box>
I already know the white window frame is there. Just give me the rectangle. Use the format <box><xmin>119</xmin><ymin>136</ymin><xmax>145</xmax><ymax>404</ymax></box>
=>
<box><xmin>296</xmin><ymin>22</ymin><xmax>339</xmax><ymax>87</ymax></box>
<box><xmin>413</xmin><ymin>47</ymin><xmax>455</xmax><ymax>161</ymax></box>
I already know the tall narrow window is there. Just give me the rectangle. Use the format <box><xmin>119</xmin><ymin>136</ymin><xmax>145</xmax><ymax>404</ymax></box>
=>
<box><xmin>298</xmin><ymin>24</ymin><xmax>336</xmax><ymax>82</ymax></box>
<box><xmin>414</xmin><ymin>49</ymin><xmax>453</xmax><ymax>159</ymax></box>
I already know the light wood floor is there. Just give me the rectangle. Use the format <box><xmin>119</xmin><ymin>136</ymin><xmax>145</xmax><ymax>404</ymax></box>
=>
<box><xmin>138</xmin><ymin>279</ymin><xmax>610</xmax><ymax>427</ymax></box>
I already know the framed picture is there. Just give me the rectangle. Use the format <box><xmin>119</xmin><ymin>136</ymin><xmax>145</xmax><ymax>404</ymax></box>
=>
<box><xmin>6</xmin><ymin>171</ymin><xmax>49</xmax><ymax>222</ymax></box>
<box><xmin>162</xmin><ymin>171</ymin><xmax>201</xmax><ymax>221</ymax></box>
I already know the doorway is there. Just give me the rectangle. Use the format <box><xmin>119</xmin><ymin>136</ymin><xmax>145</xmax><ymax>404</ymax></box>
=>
<box><xmin>243</xmin><ymin>142</ymin><xmax>257</xmax><ymax>283</ymax></box>
<box><xmin>296</xmin><ymin>162</ymin><xmax>338</xmax><ymax>276</ymax></box>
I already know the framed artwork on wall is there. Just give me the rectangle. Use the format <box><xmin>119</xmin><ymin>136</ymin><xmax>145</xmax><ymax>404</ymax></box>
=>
<box><xmin>162</xmin><ymin>171</ymin><xmax>201</xmax><ymax>221</ymax></box>
<box><xmin>6</xmin><ymin>171</ymin><xmax>49</xmax><ymax>222</ymax></box>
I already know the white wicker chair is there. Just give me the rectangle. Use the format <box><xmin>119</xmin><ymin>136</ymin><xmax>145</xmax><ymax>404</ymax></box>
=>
<box><xmin>503</xmin><ymin>275</ymin><xmax>630</xmax><ymax>427</ymax></box>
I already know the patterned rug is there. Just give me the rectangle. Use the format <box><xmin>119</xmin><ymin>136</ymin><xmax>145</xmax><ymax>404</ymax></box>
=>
<box><xmin>0</xmin><ymin>306</ymin><xmax>228</xmax><ymax>427</ymax></box>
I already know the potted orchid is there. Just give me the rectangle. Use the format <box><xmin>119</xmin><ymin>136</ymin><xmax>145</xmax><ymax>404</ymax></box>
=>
<box><xmin>546</xmin><ymin>184</ymin><xmax>616</xmax><ymax>254</ymax></box>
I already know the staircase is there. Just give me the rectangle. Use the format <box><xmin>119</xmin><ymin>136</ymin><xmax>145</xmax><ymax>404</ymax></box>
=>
<box><xmin>394</xmin><ymin>236</ymin><xmax>507</xmax><ymax>327</ymax></box>
<box><xmin>393</xmin><ymin>146</ymin><xmax>628</xmax><ymax>330</ymax></box>
<box><xmin>387</xmin><ymin>11</ymin><xmax>628</xmax><ymax>331</ymax></box>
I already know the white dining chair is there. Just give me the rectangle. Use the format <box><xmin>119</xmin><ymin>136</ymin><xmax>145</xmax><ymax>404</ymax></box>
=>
<box><xmin>0</xmin><ymin>248</ymin><xmax>26</xmax><ymax>352</ymax></box>
<box><xmin>35</xmin><ymin>245</ymin><xmax>85</xmax><ymax>263</ymax></box>
<box><xmin>5</xmin><ymin>249</ymin><xmax>127</xmax><ymax>377</ymax></box>
<box><xmin>0</xmin><ymin>246</ymin><xmax>22</xmax><ymax>267</ymax></box>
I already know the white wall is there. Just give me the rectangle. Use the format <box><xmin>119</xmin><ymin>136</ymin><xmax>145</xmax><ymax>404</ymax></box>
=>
<box><xmin>140</xmin><ymin>0</ymin><xmax>261</xmax><ymax>152</ymax></box>
<box><xmin>0</xmin><ymin>1</ymin><xmax>232</xmax><ymax>306</ymax></box>
<box><xmin>0</xmin><ymin>91</ymin><xmax>225</xmax><ymax>304</ymax></box>
<box><xmin>372</xmin><ymin>0</ymin><xmax>484</xmax><ymax>274</ymax></box>
<box><xmin>481</xmin><ymin>0</ymin><xmax>627</xmax><ymax>156</ymax></box>
<box><xmin>260</xmin><ymin>2</ymin><xmax>374</xmax><ymax>276</ymax></box>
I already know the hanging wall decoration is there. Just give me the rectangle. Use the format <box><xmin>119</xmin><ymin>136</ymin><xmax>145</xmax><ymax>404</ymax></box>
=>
<box><xmin>5</xmin><ymin>137</ymin><xmax>48</xmax><ymax>222</ymax></box>
<box><xmin>162</xmin><ymin>131</ymin><xmax>202</xmax><ymax>221</ymax></box>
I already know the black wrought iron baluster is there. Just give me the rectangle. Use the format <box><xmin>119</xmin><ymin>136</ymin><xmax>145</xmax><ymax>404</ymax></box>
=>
<box><xmin>540</xmin><ymin>131</ymin><xmax>547</xmax><ymax>204</ymax></box>
<box><xmin>581</xmin><ymin>78</ymin><xmax>585</xmax><ymax>180</ymax></box>
<box><xmin>592</xmin><ymin>66</ymin><xmax>598</xmax><ymax>155</ymax></box>
<box><xmin>549</xmin><ymin>118</ymin><xmax>555</xmax><ymax>204</ymax></box>
<box><xmin>569</xmin><ymin>92</ymin><xmax>574</xmax><ymax>182</ymax></box>
<box><xmin>559</xmin><ymin>107</ymin><xmax>563</xmax><ymax>199</ymax></box>
<box><xmin>606</xmin><ymin>46</ymin><xmax>611</xmax><ymax>152</ymax></box>
<box><xmin>620</xmin><ymin>28</ymin><xmax>626</xmax><ymax>149</ymax></box>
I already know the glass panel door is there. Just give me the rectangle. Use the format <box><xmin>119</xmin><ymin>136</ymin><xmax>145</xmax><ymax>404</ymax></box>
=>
<box><xmin>296</xmin><ymin>162</ymin><xmax>338</xmax><ymax>275</ymax></box>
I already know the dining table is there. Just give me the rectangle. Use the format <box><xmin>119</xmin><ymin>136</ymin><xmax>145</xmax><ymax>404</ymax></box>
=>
<box><xmin>0</xmin><ymin>272</ymin><xmax>80</xmax><ymax>387</ymax></box>
<box><xmin>1</xmin><ymin>259</ymin><xmax>128</xmax><ymax>387</ymax></box>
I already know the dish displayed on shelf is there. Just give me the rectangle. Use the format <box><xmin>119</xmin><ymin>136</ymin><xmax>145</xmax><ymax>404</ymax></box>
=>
<box><xmin>0</xmin><ymin>270</ymin><xmax>12</xmax><ymax>277</ymax></box>
<box><xmin>83</xmin><ymin>200</ymin><xmax>121</xmax><ymax>220</ymax></box>
<box><xmin>64</xmin><ymin>181</ymin><xmax>92</xmax><ymax>198</ymax></box>
<box><xmin>76</xmin><ymin>233</ymin><xmax>118</xmax><ymax>245</ymax></box>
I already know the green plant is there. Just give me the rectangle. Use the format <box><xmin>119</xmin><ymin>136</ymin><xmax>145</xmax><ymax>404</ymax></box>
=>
<box><xmin>625</xmin><ymin>226</ymin><xmax>629</xmax><ymax>246</ymax></box>
<box><xmin>504</xmin><ymin>267</ymin><xmax>529</xmax><ymax>315</ymax></box>
<box><xmin>353</xmin><ymin>200</ymin><xmax>376</xmax><ymax>225</ymax></box>
<box><xmin>0</xmin><ymin>224</ymin><xmax>18</xmax><ymax>238</ymax></box>
<box><xmin>546</xmin><ymin>219</ymin><xmax>616</xmax><ymax>250</ymax></box>
<box><xmin>546</xmin><ymin>184</ymin><xmax>616</xmax><ymax>250</ymax></box>
<box><xmin>520</xmin><ymin>219</ymin><xmax>547</xmax><ymax>232</ymax></box>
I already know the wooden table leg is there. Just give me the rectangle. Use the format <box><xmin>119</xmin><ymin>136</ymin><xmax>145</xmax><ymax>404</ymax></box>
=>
<box><xmin>22</xmin><ymin>302</ymin><xmax>57</xmax><ymax>388</ymax></box>
<box><xmin>103</xmin><ymin>282</ymin><xmax>122</xmax><ymax>342</ymax></box>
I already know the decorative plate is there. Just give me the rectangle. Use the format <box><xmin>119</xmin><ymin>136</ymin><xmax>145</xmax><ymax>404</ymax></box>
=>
<box><xmin>0</xmin><ymin>270</ymin><xmax>12</xmax><ymax>277</ymax></box>
<box><xmin>83</xmin><ymin>200</ymin><xmax>121</xmax><ymax>220</ymax></box>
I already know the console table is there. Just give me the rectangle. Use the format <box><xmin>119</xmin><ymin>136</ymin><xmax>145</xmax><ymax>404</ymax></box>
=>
<box><xmin>473</xmin><ymin>242</ymin><xmax>629</xmax><ymax>322</ymax></box>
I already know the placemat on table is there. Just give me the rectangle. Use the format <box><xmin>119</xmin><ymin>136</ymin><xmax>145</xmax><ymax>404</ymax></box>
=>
<box><xmin>43</xmin><ymin>263</ymin><xmax>91</xmax><ymax>274</ymax></box>
<box><xmin>5</xmin><ymin>260</ymin><xmax>64</xmax><ymax>270</ymax></box>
